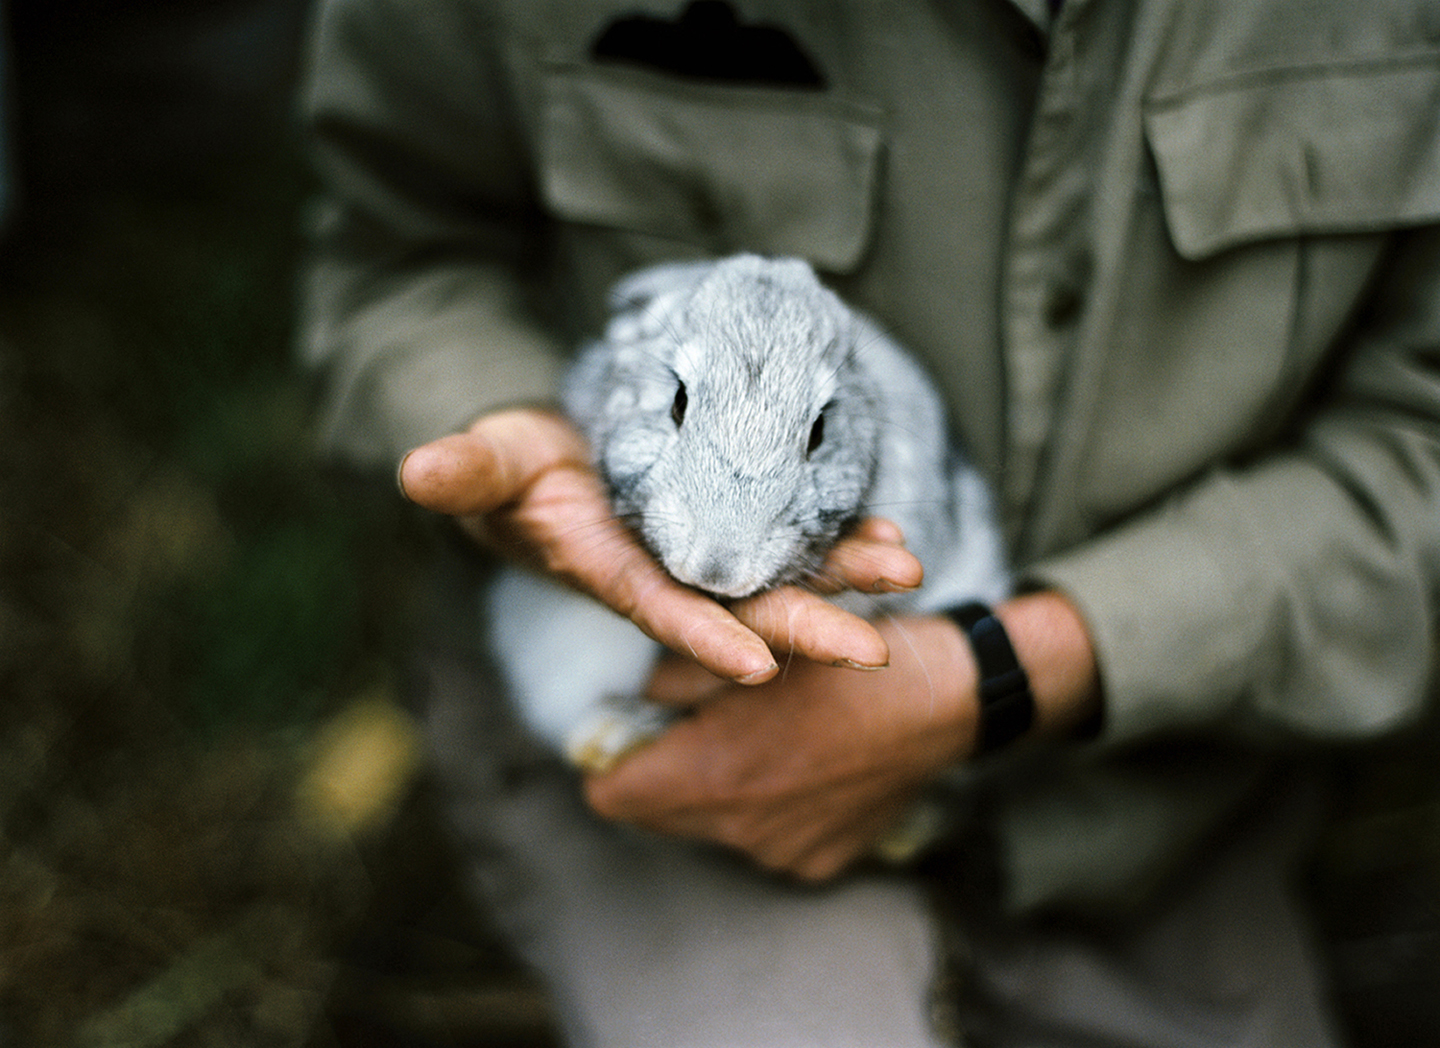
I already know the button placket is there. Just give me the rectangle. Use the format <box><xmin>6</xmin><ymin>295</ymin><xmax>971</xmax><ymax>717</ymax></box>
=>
<box><xmin>999</xmin><ymin>19</ymin><xmax>1094</xmax><ymax>538</ymax></box>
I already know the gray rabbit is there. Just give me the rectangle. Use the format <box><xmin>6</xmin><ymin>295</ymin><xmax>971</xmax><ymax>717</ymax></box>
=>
<box><xmin>486</xmin><ymin>254</ymin><xmax>1010</xmax><ymax>778</ymax></box>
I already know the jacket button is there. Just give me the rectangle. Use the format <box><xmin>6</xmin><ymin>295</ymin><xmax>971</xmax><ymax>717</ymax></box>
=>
<box><xmin>1042</xmin><ymin>280</ymin><xmax>1084</xmax><ymax>328</ymax></box>
<box><xmin>1042</xmin><ymin>252</ymin><xmax>1092</xmax><ymax>328</ymax></box>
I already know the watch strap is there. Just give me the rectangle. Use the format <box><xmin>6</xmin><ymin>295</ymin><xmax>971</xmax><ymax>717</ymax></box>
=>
<box><xmin>947</xmin><ymin>602</ymin><xmax>1036</xmax><ymax>755</ymax></box>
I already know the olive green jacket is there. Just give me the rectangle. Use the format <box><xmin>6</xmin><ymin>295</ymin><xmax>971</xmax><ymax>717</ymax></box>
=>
<box><xmin>300</xmin><ymin>0</ymin><xmax>1440</xmax><ymax>914</ymax></box>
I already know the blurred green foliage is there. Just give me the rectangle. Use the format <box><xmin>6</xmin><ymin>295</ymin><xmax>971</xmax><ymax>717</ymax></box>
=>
<box><xmin>0</xmin><ymin>9</ymin><xmax>548</xmax><ymax>1044</ymax></box>
<box><xmin>2</xmin><ymin>155</ymin><xmax>415</xmax><ymax>740</ymax></box>
<box><xmin>0</xmin><ymin>149</ymin><xmax>423</xmax><ymax>1044</ymax></box>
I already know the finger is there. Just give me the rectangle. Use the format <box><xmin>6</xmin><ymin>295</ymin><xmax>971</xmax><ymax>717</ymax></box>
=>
<box><xmin>851</xmin><ymin>516</ymin><xmax>906</xmax><ymax>545</ymax></box>
<box><xmin>602</xmin><ymin>561</ymin><xmax>781</xmax><ymax>685</ymax></box>
<box><xmin>590</xmin><ymin>762</ymin><xmax>890</xmax><ymax>883</ymax></box>
<box><xmin>781</xmin><ymin>802</ymin><xmax>908</xmax><ymax>883</ymax></box>
<box><xmin>729</xmin><ymin>587</ymin><xmax>891</xmax><ymax>669</ymax></box>
<box><xmin>397</xmin><ymin>408</ymin><xmax>589</xmax><ymax>517</ymax></box>
<box><xmin>407</xmin><ymin>421</ymin><xmax>779</xmax><ymax>684</ymax></box>
<box><xmin>809</xmin><ymin>528</ymin><xmax>924</xmax><ymax>596</ymax></box>
<box><xmin>507</xmin><ymin>467</ymin><xmax>780</xmax><ymax>683</ymax></box>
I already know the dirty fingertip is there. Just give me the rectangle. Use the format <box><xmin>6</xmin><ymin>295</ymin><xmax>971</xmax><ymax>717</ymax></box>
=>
<box><xmin>872</xmin><ymin>576</ymin><xmax>921</xmax><ymax>594</ymax></box>
<box><xmin>735</xmin><ymin>662</ymin><xmax>780</xmax><ymax>685</ymax></box>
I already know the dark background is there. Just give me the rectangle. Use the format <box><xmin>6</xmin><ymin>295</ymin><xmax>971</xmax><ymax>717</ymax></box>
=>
<box><xmin>0</xmin><ymin>2</ymin><xmax>1435</xmax><ymax>1045</ymax></box>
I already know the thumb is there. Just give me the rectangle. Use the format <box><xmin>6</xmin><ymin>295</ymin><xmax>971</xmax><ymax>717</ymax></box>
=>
<box><xmin>397</xmin><ymin>408</ymin><xmax>589</xmax><ymax>517</ymax></box>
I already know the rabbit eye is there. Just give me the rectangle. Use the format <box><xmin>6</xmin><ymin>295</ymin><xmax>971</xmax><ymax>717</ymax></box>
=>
<box><xmin>806</xmin><ymin>410</ymin><xmax>826</xmax><ymax>456</ymax></box>
<box><xmin>671</xmin><ymin>382</ymin><xmax>688</xmax><ymax>427</ymax></box>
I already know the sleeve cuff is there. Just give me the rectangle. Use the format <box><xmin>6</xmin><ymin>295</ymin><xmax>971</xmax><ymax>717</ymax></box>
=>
<box><xmin>304</xmin><ymin>259</ymin><xmax>568</xmax><ymax>468</ymax></box>
<box><xmin>1022</xmin><ymin>469</ymin><xmax>1286</xmax><ymax>748</ymax></box>
<box><xmin>1024</xmin><ymin>454</ymin><xmax>1431</xmax><ymax>749</ymax></box>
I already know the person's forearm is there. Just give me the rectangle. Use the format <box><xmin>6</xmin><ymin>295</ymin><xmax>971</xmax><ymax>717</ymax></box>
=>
<box><xmin>927</xmin><ymin>591</ymin><xmax>1103</xmax><ymax>756</ymax></box>
<box><xmin>994</xmin><ymin>591</ymin><xmax>1103</xmax><ymax>740</ymax></box>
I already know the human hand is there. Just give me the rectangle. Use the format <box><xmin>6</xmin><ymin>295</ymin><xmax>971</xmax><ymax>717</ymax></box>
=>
<box><xmin>397</xmin><ymin>407</ymin><xmax>926</xmax><ymax>684</ymax></box>
<box><xmin>584</xmin><ymin>593</ymin><xmax>1103</xmax><ymax>882</ymax></box>
<box><xmin>585</xmin><ymin>615</ymin><xmax>980</xmax><ymax>881</ymax></box>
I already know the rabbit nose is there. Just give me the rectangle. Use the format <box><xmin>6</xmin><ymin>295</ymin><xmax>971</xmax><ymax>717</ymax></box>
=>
<box><xmin>680</xmin><ymin>556</ymin><xmax>752</xmax><ymax>599</ymax></box>
<box><xmin>669</xmin><ymin>544</ymin><xmax>767</xmax><ymax>600</ymax></box>
<box><xmin>696</xmin><ymin>558</ymin><xmax>769</xmax><ymax>599</ymax></box>
<box><xmin>696</xmin><ymin>559</ymin><xmax>731</xmax><ymax>590</ymax></box>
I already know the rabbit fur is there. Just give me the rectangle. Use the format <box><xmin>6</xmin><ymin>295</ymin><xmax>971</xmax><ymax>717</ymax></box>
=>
<box><xmin>485</xmin><ymin>254</ymin><xmax>1010</xmax><ymax>778</ymax></box>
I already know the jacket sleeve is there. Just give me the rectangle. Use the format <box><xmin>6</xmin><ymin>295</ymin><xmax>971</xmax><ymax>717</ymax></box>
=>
<box><xmin>1032</xmin><ymin>226</ymin><xmax>1440</xmax><ymax>749</ymax></box>
<box><xmin>299</xmin><ymin>0</ymin><xmax>567</xmax><ymax>468</ymax></box>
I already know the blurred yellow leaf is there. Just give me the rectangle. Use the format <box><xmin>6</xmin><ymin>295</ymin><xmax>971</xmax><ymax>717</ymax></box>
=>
<box><xmin>295</xmin><ymin>690</ymin><xmax>423</xmax><ymax>837</ymax></box>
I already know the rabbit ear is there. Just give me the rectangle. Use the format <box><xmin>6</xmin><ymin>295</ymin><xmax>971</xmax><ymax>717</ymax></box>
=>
<box><xmin>608</xmin><ymin>258</ymin><xmax>718</xmax><ymax>314</ymax></box>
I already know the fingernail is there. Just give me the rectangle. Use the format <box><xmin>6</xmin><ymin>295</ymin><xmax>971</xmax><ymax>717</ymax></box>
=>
<box><xmin>396</xmin><ymin>450</ymin><xmax>415</xmax><ymax>501</ymax></box>
<box><xmin>833</xmin><ymin>658</ymin><xmax>888</xmax><ymax>671</ymax></box>
<box><xmin>872</xmin><ymin>578</ymin><xmax>918</xmax><ymax>594</ymax></box>
<box><xmin>735</xmin><ymin>663</ymin><xmax>779</xmax><ymax>685</ymax></box>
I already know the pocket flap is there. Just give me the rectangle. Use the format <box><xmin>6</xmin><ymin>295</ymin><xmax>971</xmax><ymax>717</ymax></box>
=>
<box><xmin>1144</xmin><ymin>57</ymin><xmax>1440</xmax><ymax>259</ymax></box>
<box><xmin>539</xmin><ymin>64</ymin><xmax>884</xmax><ymax>272</ymax></box>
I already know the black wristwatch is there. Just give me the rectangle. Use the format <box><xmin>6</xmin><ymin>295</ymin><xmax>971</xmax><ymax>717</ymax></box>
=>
<box><xmin>945</xmin><ymin>602</ymin><xmax>1036</xmax><ymax>755</ymax></box>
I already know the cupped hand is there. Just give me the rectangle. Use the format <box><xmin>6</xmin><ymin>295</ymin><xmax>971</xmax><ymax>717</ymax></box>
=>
<box><xmin>585</xmin><ymin>615</ymin><xmax>980</xmax><ymax>882</ymax></box>
<box><xmin>397</xmin><ymin>408</ymin><xmax>926</xmax><ymax>683</ymax></box>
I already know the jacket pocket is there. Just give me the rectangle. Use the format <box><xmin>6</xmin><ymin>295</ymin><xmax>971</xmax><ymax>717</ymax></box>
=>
<box><xmin>538</xmin><ymin>62</ymin><xmax>884</xmax><ymax>273</ymax></box>
<box><xmin>1143</xmin><ymin>55</ymin><xmax>1440</xmax><ymax>260</ymax></box>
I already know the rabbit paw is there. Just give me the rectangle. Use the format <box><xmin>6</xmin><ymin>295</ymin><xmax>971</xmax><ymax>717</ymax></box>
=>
<box><xmin>564</xmin><ymin>694</ymin><xmax>675</xmax><ymax>773</ymax></box>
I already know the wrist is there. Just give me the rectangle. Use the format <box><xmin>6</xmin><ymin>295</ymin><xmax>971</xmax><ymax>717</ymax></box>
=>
<box><xmin>993</xmin><ymin>591</ymin><xmax>1103</xmax><ymax>739</ymax></box>
<box><xmin>939</xmin><ymin>591</ymin><xmax>1102</xmax><ymax>756</ymax></box>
